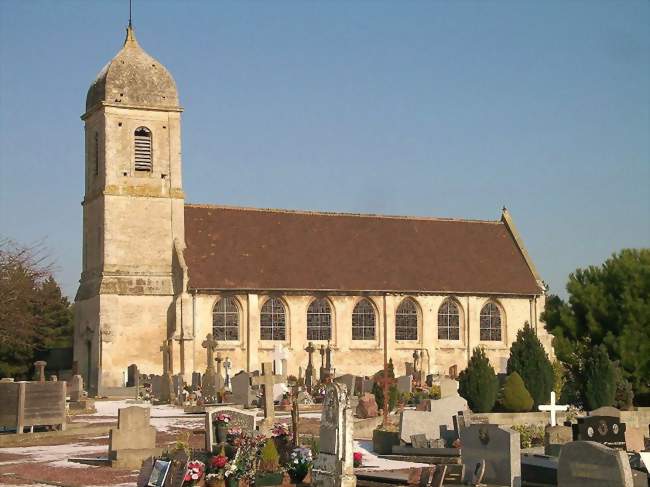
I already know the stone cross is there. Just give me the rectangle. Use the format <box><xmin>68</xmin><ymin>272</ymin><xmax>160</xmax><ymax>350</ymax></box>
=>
<box><xmin>160</xmin><ymin>341</ymin><xmax>171</xmax><ymax>375</ymax></box>
<box><xmin>215</xmin><ymin>351</ymin><xmax>224</xmax><ymax>390</ymax></box>
<box><xmin>377</xmin><ymin>369</ymin><xmax>396</xmax><ymax>428</ymax></box>
<box><xmin>304</xmin><ymin>342</ymin><xmax>315</xmax><ymax>392</ymax></box>
<box><xmin>202</xmin><ymin>334</ymin><xmax>218</xmax><ymax>371</ymax></box>
<box><xmin>251</xmin><ymin>362</ymin><xmax>285</xmax><ymax>433</ymax></box>
<box><xmin>224</xmin><ymin>357</ymin><xmax>232</xmax><ymax>389</ymax></box>
<box><xmin>538</xmin><ymin>391</ymin><xmax>568</xmax><ymax>427</ymax></box>
<box><xmin>34</xmin><ymin>361</ymin><xmax>46</xmax><ymax>383</ymax></box>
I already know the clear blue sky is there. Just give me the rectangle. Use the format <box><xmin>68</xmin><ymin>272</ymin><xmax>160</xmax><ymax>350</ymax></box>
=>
<box><xmin>1</xmin><ymin>1</ymin><xmax>648</xmax><ymax>299</ymax></box>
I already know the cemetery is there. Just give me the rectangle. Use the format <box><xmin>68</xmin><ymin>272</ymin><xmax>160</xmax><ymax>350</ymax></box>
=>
<box><xmin>0</xmin><ymin>332</ymin><xmax>649</xmax><ymax>487</ymax></box>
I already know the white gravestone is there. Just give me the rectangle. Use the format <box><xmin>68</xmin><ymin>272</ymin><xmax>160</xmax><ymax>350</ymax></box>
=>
<box><xmin>312</xmin><ymin>382</ymin><xmax>356</xmax><ymax>487</ymax></box>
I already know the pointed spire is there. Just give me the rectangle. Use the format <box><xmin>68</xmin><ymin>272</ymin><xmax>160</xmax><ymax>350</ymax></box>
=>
<box><xmin>124</xmin><ymin>24</ymin><xmax>138</xmax><ymax>46</ymax></box>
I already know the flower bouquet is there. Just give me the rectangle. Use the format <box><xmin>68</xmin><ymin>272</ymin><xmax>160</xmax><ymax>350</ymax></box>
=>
<box><xmin>184</xmin><ymin>459</ymin><xmax>206</xmax><ymax>486</ymax></box>
<box><xmin>286</xmin><ymin>447</ymin><xmax>312</xmax><ymax>484</ymax></box>
<box><xmin>213</xmin><ymin>413</ymin><xmax>232</xmax><ymax>444</ymax></box>
<box><xmin>206</xmin><ymin>453</ymin><xmax>229</xmax><ymax>487</ymax></box>
<box><xmin>353</xmin><ymin>452</ymin><xmax>363</xmax><ymax>468</ymax></box>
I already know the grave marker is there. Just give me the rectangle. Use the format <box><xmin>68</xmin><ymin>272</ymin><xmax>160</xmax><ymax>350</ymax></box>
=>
<box><xmin>201</xmin><ymin>333</ymin><xmax>219</xmax><ymax>400</ymax></box>
<box><xmin>538</xmin><ymin>391</ymin><xmax>568</xmax><ymax>427</ymax></box>
<box><xmin>305</xmin><ymin>342</ymin><xmax>316</xmax><ymax>392</ymax></box>
<box><xmin>204</xmin><ymin>406</ymin><xmax>257</xmax><ymax>452</ymax></box>
<box><xmin>251</xmin><ymin>362</ymin><xmax>284</xmax><ymax>433</ymax></box>
<box><xmin>108</xmin><ymin>406</ymin><xmax>161</xmax><ymax>469</ymax></box>
<box><xmin>572</xmin><ymin>415</ymin><xmax>626</xmax><ymax>449</ymax></box>
<box><xmin>460</xmin><ymin>424</ymin><xmax>521</xmax><ymax>487</ymax></box>
<box><xmin>557</xmin><ymin>440</ymin><xmax>633</xmax><ymax>487</ymax></box>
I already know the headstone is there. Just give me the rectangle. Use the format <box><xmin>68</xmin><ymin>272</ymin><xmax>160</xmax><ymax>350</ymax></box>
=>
<box><xmin>589</xmin><ymin>406</ymin><xmax>621</xmax><ymax>418</ymax></box>
<box><xmin>191</xmin><ymin>371</ymin><xmax>202</xmax><ymax>389</ymax></box>
<box><xmin>215</xmin><ymin>351</ymin><xmax>225</xmax><ymax>391</ymax></box>
<box><xmin>361</xmin><ymin>378</ymin><xmax>374</xmax><ymax>394</ymax></box>
<box><xmin>335</xmin><ymin>374</ymin><xmax>357</xmax><ymax>396</ymax></box>
<box><xmin>399</xmin><ymin>395</ymin><xmax>468</xmax><ymax>444</ymax></box>
<box><xmin>223</xmin><ymin>357</ymin><xmax>232</xmax><ymax>389</ymax></box>
<box><xmin>538</xmin><ymin>391</ymin><xmax>568</xmax><ymax>427</ymax></box>
<box><xmin>572</xmin><ymin>416</ymin><xmax>626</xmax><ymax>449</ymax></box>
<box><xmin>204</xmin><ymin>406</ymin><xmax>257</xmax><ymax>452</ymax></box>
<box><xmin>108</xmin><ymin>406</ymin><xmax>161</xmax><ymax>469</ymax></box>
<box><xmin>355</xmin><ymin>393</ymin><xmax>378</xmax><ymax>419</ymax></box>
<box><xmin>405</xmin><ymin>362</ymin><xmax>415</xmax><ymax>377</ymax></box>
<box><xmin>544</xmin><ymin>425</ymin><xmax>573</xmax><ymax>456</ymax></box>
<box><xmin>231</xmin><ymin>370</ymin><xmax>256</xmax><ymax>408</ymax></box>
<box><xmin>202</xmin><ymin>333</ymin><xmax>219</xmax><ymax>400</ymax></box>
<box><xmin>127</xmin><ymin>364</ymin><xmax>138</xmax><ymax>387</ymax></box>
<box><xmin>159</xmin><ymin>341</ymin><xmax>174</xmax><ymax>404</ymax></box>
<box><xmin>305</xmin><ymin>342</ymin><xmax>316</xmax><ymax>392</ymax></box>
<box><xmin>34</xmin><ymin>361</ymin><xmax>46</xmax><ymax>383</ymax></box>
<box><xmin>172</xmin><ymin>374</ymin><xmax>184</xmax><ymax>399</ymax></box>
<box><xmin>461</xmin><ymin>424</ymin><xmax>521</xmax><ymax>487</ymax></box>
<box><xmin>624</xmin><ymin>426</ymin><xmax>646</xmax><ymax>452</ymax></box>
<box><xmin>312</xmin><ymin>382</ymin><xmax>355</xmax><ymax>487</ymax></box>
<box><xmin>557</xmin><ymin>440</ymin><xmax>633</xmax><ymax>487</ymax></box>
<box><xmin>439</xmin><ymin>377</ymin><xmax>459</xmax><ymax>398</ymax></box>
<box><xmin>410</xmin><ymin>434</ymin><xmax>429</xmax><ymax>449</ymax></box>
<box><xmin>251</xmin><ymin>362</ymin><xmax>285</xmax><ymax>434</ymax></box>
<box><xmin>149</xmin><ymin>375</ymin><xmax>162</xmax><ymax>399</ymax></box>
<box><xmin>396</xmin><ymin>375</ymin><xmax>413</xmax><ymax>394</ymax></box>
<box><xmin>69</xmin><ymin>374</ymin><xmax>84</xmax><ymax>402</ymax></box>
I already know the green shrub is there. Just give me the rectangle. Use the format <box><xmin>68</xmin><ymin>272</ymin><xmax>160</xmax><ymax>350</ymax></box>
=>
<box><xmin>501</xmin><ymin>372</ymin><xmax>534</xmax><ymax>412</ymax></box>
<box><xmin>511</xmin><ymin>424</ymin><xmax>545</xmax><ymax>449</ymax></box>
<box><xmin>458</xmin><ymin>347</ymin><xmax>498</xmax><ymax>413</ymax></box>
<box><xmin>258</xmin><ymin>439</ymin><xmax>280</xmax><ymax>472</ymax></box>
<box><xmin>552</xmin><ymin>361</ymin><xmax>566</xmax><ymax>397</ymax></box>
<box><xmin>428</xmin><ymin>385</ymin><xmax>441</xmax><ymax>399</ymax></box>
<box><xmin>584</xmin><ymin>345</ymin><xmax>616</xmax><ymax>410</ymax></box>
<box><xmin>507</xmin><ymin>323</ymin><xmax>554</xmax><ymax>407</ymax></box>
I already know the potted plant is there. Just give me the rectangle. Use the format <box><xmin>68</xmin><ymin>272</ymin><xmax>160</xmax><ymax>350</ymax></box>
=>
<box><xmin>226</xmin><ymin>434</ymin><xmax>264</xmax><ymax>487</ymax></box>
<box><xmin>271</xmin><ymin>422</ymin><xmax>291</xmax><ymax>465</ymax></box>
<box><xmin>372</xmin><ymin>425</ymin><xmax>400</xmax><ymax>455</ymax></box>
<box><xmin>255</xmin><ymin>439</ymin><xmax>284</xmax><ymax>486</ymax></box>
<box><xmin>206</xmin><ymin>452</ymin><xmax>229</xmax><ymax>487</ymax></box>
<box><xmin>286</xmin><ymin>447</ymin><xmax>312</xmax><ymax>484</ymax></box>
<box><xmin>184</xmin><ymin>459</ymin><xmax>206</xmax><ymax>486</ymax></box>
<box><xmin>213</xmin><ymin>412</ymin><xmax>232</xmax><ymax>445</ymax></box>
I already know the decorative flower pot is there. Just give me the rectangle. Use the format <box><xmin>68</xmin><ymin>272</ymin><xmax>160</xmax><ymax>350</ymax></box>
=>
<box><xmin>254</xmin><ymin>472</ymin><xmax>284</xmax><ymax>486</ymax></box>
<box><xmin>215</xmin><ymin>423</ymin><xmax>229</xmax><ymax>444</ymax></box>
<box><xmin>288</xmin><ymin>467</ymin><xmax>309</xmax><ymax>484</ymax></box>
<box><xmin>372</xmin><ymin>429</ymin><xmax>400</xmax><ymax>455</ymax></box>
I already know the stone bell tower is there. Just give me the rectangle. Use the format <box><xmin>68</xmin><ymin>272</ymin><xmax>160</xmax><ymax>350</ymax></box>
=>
<box><xmin>74</xmin><ymin>25</ymin><xmax>186</xmax><ymax>394</ymax></box>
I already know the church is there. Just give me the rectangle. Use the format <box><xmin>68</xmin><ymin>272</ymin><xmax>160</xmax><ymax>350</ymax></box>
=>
<box><xmin>73</xmin><ymin>25</ymin><xmax>553</xmax><ymax>395</ymax></box>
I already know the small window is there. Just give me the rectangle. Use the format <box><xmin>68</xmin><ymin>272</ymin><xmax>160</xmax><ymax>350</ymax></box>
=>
<box><xmin>134</xmin><ymin>127</ymin><xmax>152</xmax><ymax>172</ymax></box>
<box><xmin>307</xmin><ymin>298</ymin><xmax>332</xmax><ymax>341</ymax></box>
<box><xmin>94</xmin><ymin>132</ymin><xmax>99</xmax><ymax>176</ymax></box>
<box><xmin>213</xmin><ymin>297</ymin><xmax>239</xmax><ymax>341</ymax></box>
<box><xmin>261</xmin><ymin>298</ymin><xmax>286</xmax><ymax>341</ymax></box>
<box><xmin>438</xmin><ymin>299</ymin><xmax>460</xmax><ymax>340</ymax></box>
<box><xmin>396</xmin><ymin>298</ymin><xmax>418</xmax><ymax>340</ymax></box>
<box><xmin>480</xmin><ymin>302</ymin><xmax>502</xmax><ymax>341</ymax></box>
<box><xmin>352</xmin><ymin>299</ymin><xmax>376</xmax><ymax>340</ymax></box>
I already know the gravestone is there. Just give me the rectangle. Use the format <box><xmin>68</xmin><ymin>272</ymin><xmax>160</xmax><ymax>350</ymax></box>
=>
<box><xmin>396</xmin><ymin>375</ymin><xmax>413</xmax><ymax>394</ymax></box>
<box><xmin>215</xmin><ymin>352</ymin><xmax>225</xmax><ymax>391</ymax></box>
<box><xmin>34</xmin><ymin>361</ymin><xmax>46</xmax><ymax>383</ymax></box>
<box><xmin>191</xmin><ymin>371</ymin><xmax>202</xmax><ymax>390</ymax></box>
<box><xmin>335</xmin><ymin>374</ymin><xmax>357</xmax><ymax>396</ymax></box>
<box><xmin>69</xmin><ymin>374</ymin><xmax>84</xmax><ymax>402</ymax></box>
<box><xmin>624</xmin><ymin>426</ymin><xmax>646</xmax><ymax>452</ymax></box>
<box><xmin>356</xmin><ymin>393</ymin><xmax>378</xmax><ymax>419</ymax></box>
<box><xmin>410</xmin><ymin>434</ymin><xmax>429</xmax><ymax>449</ymax></box>
<box><xmin>159</xmin><ymin>342</ymin><xmax>174</xmax><ymax>404</ymax></box>
<box><xmin>304</xmin><ymin>342</ymin><xmax>316</xmax><ymax>392</ymax></box>
<box><xmin>204</xmin><ymin>406</ymin><xmax>258</xmax><ymax>452</ymax></box>
<box><xmin>108</xmin><ymin>406</ymin><xmax>161</xmax><ymax>469</ymax></box>
<box><xmin>572</xmin><ymin>416</ymin><xmax>626</xmax><ymax>449</ymax></box>
<box><xmin>557</xmin><ymin>440</ymin><xmax>633</xmax><ymax>487</ymax></box>
<box><xmin>172</xmin><ymin>374</ymin><xmax>184</xmax><ymax>399</ymax></box>
<box><xmin>439</xmin><ymin>377</ymin><xmax>459</xmax><ymax>398</ymax></box>
<box><xmin>251</xmin><ymin>362</ymin><xmax>285</xmax><ymax>434</ymax></box>
<box><xmin>399</xmin><ymin>395</ymin><xmax>468</xmax><ymax>443</ymax></box>
<box><xmin>544</xmin><ymin>425</ymin><xmax>573</xmax><ymax>457</ymax></box>
<box><xmin>589</xmin><ymin>406</ymin><xmax>621</xmax><ymax>418</ymax></box>
<box><xmin>361</xmin><ymin>378</ymin><xmax>374</xmax><ymax>394</ymax></box>
<box><xmin>201</xmin><ymin>334</ymin><xmax>219</xmax><ymax>400</ymax></box>
<box><xmin>231</xmin><ymin>371</ymin><xmax>256</xmax><ymax>408</ymax></box>
<box><xmin>312</xmin><ymin>382</ymin><xmax>355</xmax><ymax>487</ymax></box>
<box><xmin>127</xmin><ymin>364</ymin><xmax>138</xmax><ymax>387</ymax></box>
<box><xmin>460</xmin><ymin>424</ymin><xmax>521</xmax><ymax>487</ymax></box>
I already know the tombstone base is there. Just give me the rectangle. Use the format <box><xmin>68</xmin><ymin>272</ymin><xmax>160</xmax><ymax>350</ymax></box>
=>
<box><xmin>110</xmin><ymin>448</ymin><xmax>162</xmax><ymax>470</ymax></box>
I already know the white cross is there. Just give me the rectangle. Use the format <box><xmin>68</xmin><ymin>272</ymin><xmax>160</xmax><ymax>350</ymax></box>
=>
<box><xmin>538</xmin><ymin>391</ymin><xmax>568</xmax><ymax>427</ymax></box>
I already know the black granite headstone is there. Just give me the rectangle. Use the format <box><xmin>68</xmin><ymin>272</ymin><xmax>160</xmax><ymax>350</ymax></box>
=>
<box><xmin>572</xmin><ymin>415</ymin><xmax>626</xmax><ymax>449</ymax></box>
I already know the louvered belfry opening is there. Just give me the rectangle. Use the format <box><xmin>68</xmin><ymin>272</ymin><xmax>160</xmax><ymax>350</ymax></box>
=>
<box><xmin>134</xmin><ymin>127</ymin><xmax>152</xmax><ymax>172</ymax></box>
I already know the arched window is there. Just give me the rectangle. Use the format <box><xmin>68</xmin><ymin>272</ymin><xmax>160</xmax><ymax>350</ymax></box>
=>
<box><xmin>134</xmin><ymin>127</ymin><xmax>152</xmax><ymax>172</ymax></box>
<box><xmin>480</xmin><ymin>302</ymin><xmax>502</xmax><ymax>341</ymax></box>
<box><xmin>261</xmin><ymin>298</ymin><xmax>286</xmax><ymax>341</ymax></box>
<box><xmin>396</xmin><ymin>299</ymin><xmax>418</xmax><ymax>340</ymax></box>
<box><xmin>438</xmin><ymin>299</ymin><xmax>460</xmax><ymax>340</ymax></box>
<box><xmin>352</xmin><ymin>299</ymin><xmax>376</xmax><ymax>340</ymax></box>
<box><xmin>307</xmin><ymin>298</ymin><xmax>332</xmax><ymax>341</ymax></box>
<box><xmin>213</xmin><ymin>297</ymin><xmax>239</xmax><ymax>341</ymax></box>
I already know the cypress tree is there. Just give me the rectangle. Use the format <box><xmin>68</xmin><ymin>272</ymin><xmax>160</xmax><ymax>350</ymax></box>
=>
<box><xmin>501</xmin><ymin>372</ymin><xmax>534</xmax><ymax>412</ymax></box>
<box><xmin>584</xmin><ymin>345</ymin><xmax>616</xmax><ymax>410</ymax></box>
<box><xmin>459</xmin><ymin>347</ymin><xmax>498</xmax><ymax>413</ymax></box>
<box><xmin>507</xmin><ymin>322</ymin><xmax>554</xmax><ymax>407</ymax></box>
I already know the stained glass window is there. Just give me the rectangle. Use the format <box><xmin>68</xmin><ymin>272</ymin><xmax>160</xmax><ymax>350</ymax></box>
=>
<box><xmin>261</xmin><ymin>298</ymin><xmax>286</xmax><ymax>341</ymax></box>
<box><xmin>395</xmin><ymin>299</ymin><xmax>418</xmax><ymax>340</ymax></box>
<box><xmin>352</xmin><ymin>299</ymin><xmax>376</xmax><ymax>340</ymax></box>
<box><xmin>480</xmin><ymin>302</ymin><xmax>502</xmax><ymax>341</ymax></box>
<box><xmin>438</xmin><ymin>299</ymin><xmax>460</xmax><ymax>340</ymax></box>
<box><xmin>212</xmin><ymin>297</ymin><xmax>239</xmax><ymax>341</ymax></box>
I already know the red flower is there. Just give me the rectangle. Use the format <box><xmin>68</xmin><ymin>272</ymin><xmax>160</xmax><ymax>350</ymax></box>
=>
<box><xmin>211</xmin><ymin>455</ymin><xmax>228</xmax><ymax>469</ymax></box>
<box><xmin>353</xmin><ymin>451</ymin><xmax>363</xmax><ymax>466</ymax></box>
